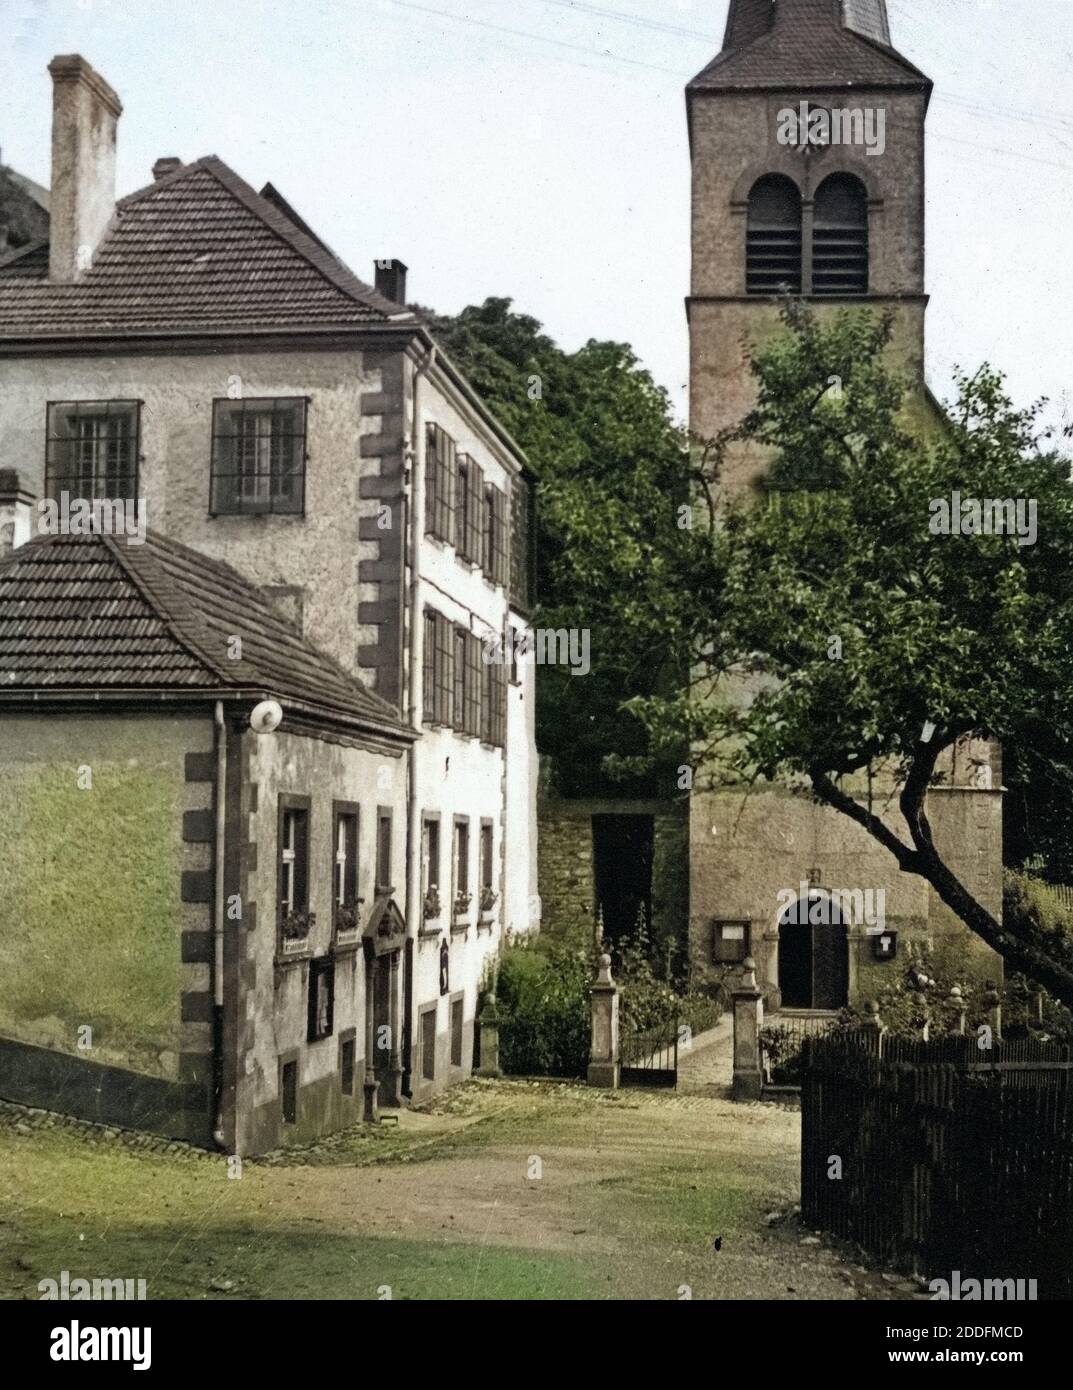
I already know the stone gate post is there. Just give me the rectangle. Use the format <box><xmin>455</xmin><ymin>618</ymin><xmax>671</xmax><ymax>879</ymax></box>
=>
<box><xmin>477</xmin><ymin>993</ymin><xmax>502</xmax><ymax>1077</ymax></box>
<box><xmin>732</xmin><ymin>957</ymin><xmax>764</xmax><ymax>1101</ymax></box>
<box><xmin>587</xmin><ymin>953</ymin><xmax>620</xmax><ymax>1089</ymax></box>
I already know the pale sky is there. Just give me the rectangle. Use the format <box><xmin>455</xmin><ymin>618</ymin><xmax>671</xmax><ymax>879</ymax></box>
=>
<box><xmin>2</xmin><ymin>0</ymin><xmax>1072</xmax><ymax>432</ymax></box>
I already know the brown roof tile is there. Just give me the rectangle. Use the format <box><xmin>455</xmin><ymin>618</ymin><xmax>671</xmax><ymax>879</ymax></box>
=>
<box><xmin>690</xmin><ymin>0</ymin><xmax>928</xmax><ymax>92</ymax></box>
<box><xmin>0</xmin><ymin>529</ymin><xmax>412</xmax><ymax>740</ymax></box>
<box><xmin>0</xmin><ymin>157</ymin><xmax>419</xmax><ymax>339</ymax></box>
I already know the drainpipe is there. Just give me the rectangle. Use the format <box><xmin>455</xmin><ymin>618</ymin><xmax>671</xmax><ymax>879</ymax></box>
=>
<box><xmin>404</xmin><ymin>344</ymin><xmax>436</xmax><ymax>1096</ymax></box>
<box><xmin>212</xmin><ymin>700</ymin><xmax>227</xmax><ymax>1148</ymax></box>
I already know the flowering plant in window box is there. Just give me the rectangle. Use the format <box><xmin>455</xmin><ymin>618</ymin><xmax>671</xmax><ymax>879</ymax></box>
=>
<box><xmin>453</xmin><ymin>890</ymin><xmax>472</xmax><ymax>921</ymax></box>
<box><xmin>423</xmin><ymin>887</ymin><xmax>442</xmax><ymax>921</ymax></box>
<box><xmin>479</xmin><ymin>887</ymin><xmax>498</xmax><ymax>917</ymax></box>
<box><xmin>334</xmin><ymin>902</ymin><xmax>364</xmax><ymax>949</ymax></box>
<box><xmin>280</xmin><ymin>910</ymin><xmax>315</xmax><ymax>956</ymax></box>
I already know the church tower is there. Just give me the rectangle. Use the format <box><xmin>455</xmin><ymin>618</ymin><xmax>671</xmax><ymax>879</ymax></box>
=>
<box><xmin>685</xmin><ymin>3</ymin><xmax>1003</xmax><ymax>1016</ymax></box>
<box><xmin>687</xmin><ymin>0</ymin><xmax>933</xmax><ymax>489</ymax></box>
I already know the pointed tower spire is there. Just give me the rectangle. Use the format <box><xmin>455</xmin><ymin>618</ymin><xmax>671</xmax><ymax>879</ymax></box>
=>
<box><xmin>722</xmin><ymin>0</ymin><xmax>894</xmax><ymax>55</ymax></box>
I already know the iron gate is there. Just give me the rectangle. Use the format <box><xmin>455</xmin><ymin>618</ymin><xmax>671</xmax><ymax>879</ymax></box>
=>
<box><xmin>620</xmin><ymin>1015</ymin><xmax>678</xmax><ymax>1088</ymax></box>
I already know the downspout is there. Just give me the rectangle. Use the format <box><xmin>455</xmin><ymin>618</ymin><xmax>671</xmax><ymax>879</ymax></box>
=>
<box><xmin>212</xmin><ymin>700</ymin><xmax>227</xmax><ymax>1148</ymax></box>
<box><xmin>404</xmin><ymin>344</ymin><xmax>436</xmax><ymax>1096</ymax></box>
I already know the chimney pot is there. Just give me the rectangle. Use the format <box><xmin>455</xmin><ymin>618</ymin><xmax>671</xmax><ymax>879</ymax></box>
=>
<box><xmin>152</xmin><ymin>157</ymin><xmax>182</xmax><ymax>181</ymax></box>
<box><xmin>0</xmin><ymin>468</ymin><xmax>36</xmax><ymax>558</ymax></box>
<box><xmin>47</xmin><ymin>54</ymin><xmax>122</xmax><ymax>283</ymax></box>
<box><xmin>374</xmin><ymin>258</ymin><xmax>408</xmax><ymax>306</ymax></box>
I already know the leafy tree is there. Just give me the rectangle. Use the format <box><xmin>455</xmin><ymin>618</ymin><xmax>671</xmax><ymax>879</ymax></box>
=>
<box><xmin>422</xmin><ymin>298</ymin><xmax>689</xmax><ymax>796</ymax></box>
<box><xmin>614</xmin><ymin>302</ymin><xmax>1073</xmax><ymax>1007</ymax></box>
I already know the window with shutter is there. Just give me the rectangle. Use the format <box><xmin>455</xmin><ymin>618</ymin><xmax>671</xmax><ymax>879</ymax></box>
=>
<box><xmin>812</xmin><ymin>173</ymin><xmax>869</xmax><ymax>296</ymax></box>
<box><xmin>453</xmin><ymin>626</ymin><xmax>466</xmax><ymax>731</ymax></box>
<box><xmin>422</xmin><ymin>609</ymin><xmax>435</xmax><ymax>723</ymax></box>
<box><xmin>425</xmin><ymin>423</ymin><xmax>456</xmax><ymax>542</ymax></box>
<box><xmin>455</xmin><ymin>454</ymin><xmax>484</xmax><ymax>564</ymax></box>
<box><xmin>485</xmin><ymin>484</ymin><xmax>509</xmax><ymax>585</ymax></box>
<box><xmin>746</xmin><ymin>175</ymin><xmax>802</xmax><ymax>295</ymax></box>
<box><xmin>509</xmin><ymin>476</ymin><xmax>534</xmax><ymax>611</ymax></box>
<box><xmin>465</xmin><ymin>632</ymin><xmax>482</xmax><ymax>736</ymax></box>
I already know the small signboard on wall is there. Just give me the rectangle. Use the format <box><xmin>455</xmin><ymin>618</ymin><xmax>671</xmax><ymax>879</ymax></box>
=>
<box><xmin>711</xmin><ymin>920</ymin><xmax>751</xmax><ymax>964</ymax></box>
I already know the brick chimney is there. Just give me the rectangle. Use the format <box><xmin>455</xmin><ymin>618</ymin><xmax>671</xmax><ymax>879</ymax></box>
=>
<box><xmin>374</xmin><ymin>258</ymin><xmax>408</xmax><ymax>306</ymax></box>
<box><xmin>0</xmin><ymin>469</ymin><xmax>35</xmax><ymax>559</ymax></box>
<box><xmin>152</xmin><ymin>156</ymin><xmax>182</xmax><ymax>181</ymax></box>
<box><xmin>47</xmin><ymin>55</ymin><xmax>122</xmax><ymax>283</ymax></box>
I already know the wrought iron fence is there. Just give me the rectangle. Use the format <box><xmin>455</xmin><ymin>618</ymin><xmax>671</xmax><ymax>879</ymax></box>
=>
<box><xmin>759</xmin><ymin>1011</ymin><xmax>840</xmax><ymax>1089</ymax></box>
<box><xmin>801</xmin><ymin>1031</ymin><xmax>1073</xmax><ymax>1297</ymax></box>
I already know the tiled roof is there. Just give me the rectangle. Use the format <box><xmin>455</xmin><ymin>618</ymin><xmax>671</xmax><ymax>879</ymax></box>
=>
<box><xmin>691</xmin><ymin>0</ymin><xmax>928</xmax><ymax>92</ymax></box>
<box><xmin>0</xmin><ymin>157</ymin><xmax>419</xmax><ymax>339</ymax></box>
<box><xmin>0</xmin><ymin>529</ymin><xmax>412</xmax><ymax>738</ymax></box>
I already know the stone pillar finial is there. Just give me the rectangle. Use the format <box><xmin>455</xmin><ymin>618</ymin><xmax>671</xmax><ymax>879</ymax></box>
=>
<box><xmin>587</xmin><ymin>953</ymin><xmax>620</xmax><ymax>1089</ymax></box>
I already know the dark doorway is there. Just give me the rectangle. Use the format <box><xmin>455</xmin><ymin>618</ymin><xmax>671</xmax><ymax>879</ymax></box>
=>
<box><xmin>778</xmin><ymin>893</ymin><xmax>848</xmax><ymax>1010</ymax></box>
<box><xmin>592</xmin><ymin>814</ymin><xmax>654</xmax><ymax>944</ymax></box>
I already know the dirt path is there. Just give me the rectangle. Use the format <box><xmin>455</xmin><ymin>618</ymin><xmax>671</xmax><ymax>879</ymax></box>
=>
<box><xmin>0</xmin><ymin>1049</ymin><xmax>925</xmax><ymax>1301</ymax></box>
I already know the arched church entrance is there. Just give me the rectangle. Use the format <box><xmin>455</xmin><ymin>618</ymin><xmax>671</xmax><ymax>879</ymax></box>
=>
<box><xmin>778</xmin><ymin>891</ymin><xmax>849</xmax><ymax>1010</ymax></box>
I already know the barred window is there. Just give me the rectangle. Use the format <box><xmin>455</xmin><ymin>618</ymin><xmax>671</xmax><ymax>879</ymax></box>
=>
<box><xmin>481</xmin><ymin>650</ymin><xmax>507</xmax><ymax>748</ymax></box>
<box><xmin>456</xmin><ymin>453</ymin><xmax>484</xmax><ymax>564</ymax></box>
<box><xmin>46</xmin><ymin>400</ymin><xmax>140</xmax><ymax>504</ymax></box>
<box><xmin>211</xmin><ymin>398</ymin><xmax>306</xmax><ymax>516</ymax></box>
<box><xmin>423</xmin><ymin>608</ymin><xmax>454</xmax><ymax>726</ymax></box>
<box><xmin>425</xmin><ymin>422</ymin><xmax>456</xmax><ymax>542</ymax></box>
<box><xmin>509</xmin><ymin>475</ymin><xmax>535</xmax><ymax>612</ymax></box>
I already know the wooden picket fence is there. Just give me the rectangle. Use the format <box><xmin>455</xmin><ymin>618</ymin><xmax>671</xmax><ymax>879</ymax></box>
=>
<box><xmin>800</xmin><ymin>1031</ymin><xmax>1073</xmax><ymax>1298</ymax></box>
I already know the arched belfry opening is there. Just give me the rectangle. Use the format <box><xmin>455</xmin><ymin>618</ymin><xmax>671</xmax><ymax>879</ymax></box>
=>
<box><xmin>778</xmin><ymin>891</ymin><xmax>849</xmax><ymax>1010</ymax></box>
<box><xmin>746</xmin><ymin>174</ymin><xmax>802</xmax><ymax>295</ymax></box>
<box><xmin>812</xmin><ymin>173</ymin><xmax>869</xmax><ymax>295</ymax></box>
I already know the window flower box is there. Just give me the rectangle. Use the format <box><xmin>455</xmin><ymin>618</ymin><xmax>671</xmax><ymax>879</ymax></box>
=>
<box><xmin>479</xmin><ymin>887</ymin><xmax>498</xmax><ymax>919</ymax></box>
<box><xmin>453</xmin><ymin>890</ymin><xmax>472</xmax><ymax>922</ymax></box>
<box><xmin>423</xmin><ymin>887</ymin><xmax>442</xmax><ymax>921</ymax></box>
<box><xmin>333</xmin><ymin>902</ymin><xmax>364</xmax><ymax>950</ymax></box>
<box><xmin>280</xmin><ymin>910</ymin><xmax>315</xmax><ymax>958</ymax></box>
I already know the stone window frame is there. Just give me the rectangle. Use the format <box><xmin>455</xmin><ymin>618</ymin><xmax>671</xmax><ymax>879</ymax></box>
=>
<box><xmin>330</xmin><ymin>799</ymin><xmax>362</xmax><ymax>950</ymax></box>
<box><xmin>307</xmin><ymin>955</ymin><xmax>336</xmax><ymax>1043</ymax></box>
<box><xmin>452</xmin><ymin>815</ymin><xmax>472</xmax><ymax>931</ymax></box>
<box><xmin>339</xmin><ymin>1028</ymin><xmax>357</xmax><ymax>1097</ymax></box>
<box><xmin>376</xmin><ymin>805</ymin><xmax>394</xmax><ymax>895</ymax></box>
<box><xmin>277</xmin><ymin>793</ymin><xmax>313</xmax><ymax>961</ymax></box>
<box><xmin>279</xmin><ymin>1050</ymin><xmax>300</xmax><ymax>1125</ymax></box>
<box><xmin>449</xmin><ymin>990</ymin><xmax>465</xmax><ymax>1069</ymax></box>
<box><xmin>419</xmin><ymin>1002</ymin><xmax>438</xmax><ymax>1083</ymax></box>
<box><xmin>420</xmin><ymin>811</ymin><xmax>443</xmax><ymax>934</ymax></box>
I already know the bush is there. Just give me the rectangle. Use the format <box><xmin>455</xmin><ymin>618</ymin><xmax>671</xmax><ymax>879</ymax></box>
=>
<box><xmin>494</xmin><ymin>938</ymin><xmax>593</xmax><ymax>1077</ymax></box>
